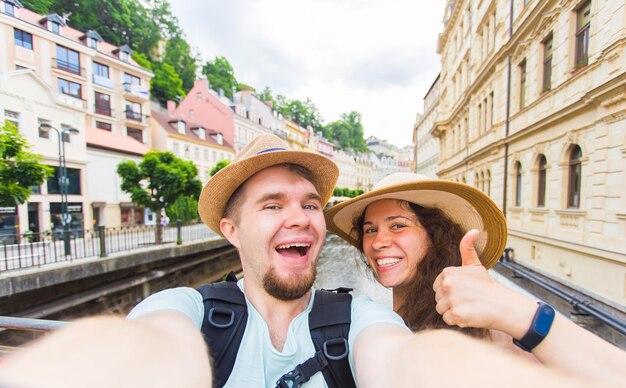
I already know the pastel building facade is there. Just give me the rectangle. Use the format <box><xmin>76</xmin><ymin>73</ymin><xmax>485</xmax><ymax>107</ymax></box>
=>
<box><xmin>413</xmin><ymin>74</ymin><xmax>440</xmax><ymax>178</ymax></box>
<box><xmin>433</xmin><ymin>0</ymin><xmax>626</xmax><ymax>306</ymax></box>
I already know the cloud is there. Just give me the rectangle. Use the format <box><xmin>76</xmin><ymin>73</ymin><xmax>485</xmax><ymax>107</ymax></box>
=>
<box><xmin>169</xmin><ymin>0</ymin><xmax>446</xmax><ymax>145</ymax></box>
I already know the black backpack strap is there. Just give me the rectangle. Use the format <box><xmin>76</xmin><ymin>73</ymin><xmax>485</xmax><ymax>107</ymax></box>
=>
<box><xmin>275</xmin><ymin>288</ymin><xmax>356</xmax><ymax>388</ymax></box>
<box><xmin>309</xmin><ymin>289</ymin><xmax>356</xmax><ymax>388</ymax></box>
<box><xmin>197</xmin><ymin>277</ymin><xmax>248</xmax><ymax>388</ymax></box>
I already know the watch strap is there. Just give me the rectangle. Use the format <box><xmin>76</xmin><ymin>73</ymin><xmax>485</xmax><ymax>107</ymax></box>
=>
<box><xmin>513</xmin><ymin>302</ymin><xmax>555</xmax><ymax>352</ymax></box>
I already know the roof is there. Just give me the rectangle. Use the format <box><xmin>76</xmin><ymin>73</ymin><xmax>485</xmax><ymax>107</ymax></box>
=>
<box><xmin>152</xmin><ymin>111</ymin><xmax>235</xmax><ymax>150</ymax></box>
<box><xmin>86</xmin><ymin>127</ymin><xmax>150</xmax><ymax>156</ymax></box>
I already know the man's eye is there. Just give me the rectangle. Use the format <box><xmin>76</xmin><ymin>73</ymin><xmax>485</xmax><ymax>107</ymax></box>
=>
<box><xmin>264</xmin><ymin>205</ymin><xmax>280</xmax><ymax>210</ymax></box>
<box><xmin>303</xmin><ymin>204</ymin><xmax>319</xmax><ymax>210</ymax></box>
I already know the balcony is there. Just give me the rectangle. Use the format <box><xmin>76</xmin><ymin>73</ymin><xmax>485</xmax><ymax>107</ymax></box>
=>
<box><xmin>124</xmin><ymin>109</ymin><xmax>148</xmax><ymax>125</ymax></box>
<box><xmin>93</xmin><ymin>74</ymin><xmax>114</xmax><ymax>89</ymax></box>
<box><xmin>94</xmin><ymin>104</ymin><xmax>113</xmax><ymax>117</ymax></box>
<box><xmin>122</xmin><ymin>82</ymin><xmax>149</xmax><ymax>101</ymax></box>
<box><xmin>53</xmin><ymin>58</ymin><xmax>84</xmax><ymax>77</ymax></box>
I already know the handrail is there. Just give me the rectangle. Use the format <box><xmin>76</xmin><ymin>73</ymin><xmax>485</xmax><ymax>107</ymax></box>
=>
<box><xmin>499</xmin><ymin>259</ymin><xmax>626</xmax><ymax>336</ymax></box>
<box><xmin>0</xmin><ymin>316</ymin><xmax>67</xmax><ymax>332</ymax></box>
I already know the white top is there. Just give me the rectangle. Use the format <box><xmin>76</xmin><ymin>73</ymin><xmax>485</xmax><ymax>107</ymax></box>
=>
<box><xmin>128</xmin><ymin>280</ymin><xmax>408</xmax><ymax>387</ymax></box>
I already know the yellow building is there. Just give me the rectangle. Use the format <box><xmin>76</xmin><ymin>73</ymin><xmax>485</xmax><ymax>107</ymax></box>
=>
<box><xmin>433</xmin><ymin>0</ymin><xmax>626</xmax><ymax>306</ymax></box>
<box><xmin>284</xmin><ymin>118</ymin><xmax>308</xmax><ymax>150</ymax></box>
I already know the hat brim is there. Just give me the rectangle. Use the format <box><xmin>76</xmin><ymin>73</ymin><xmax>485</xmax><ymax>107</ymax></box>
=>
<box><xmin>199</xmin><ymin>150</ymin><xmax>339</xmax><ymax>236</ymax></box>
<box><xmin>324</xmin><ymin>180</ymin><xmax>507</xmax><ymax>269</ymax></box>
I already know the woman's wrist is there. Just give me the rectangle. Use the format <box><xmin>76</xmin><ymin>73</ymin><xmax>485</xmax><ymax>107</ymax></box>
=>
<box><xmin>491</xmin><ymin>290</ymin><xmax>538</xmax><ymax>339</ymax></box>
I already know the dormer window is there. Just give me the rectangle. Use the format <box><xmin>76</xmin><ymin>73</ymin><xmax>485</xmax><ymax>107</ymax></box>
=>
<box><xmin>4</xmin><ymin>3</ymin><xmax>14</xmax><ymax>15</ymax></box>
<box><xmin>177</xmin><ymin>120</ymin><xmax>186</xmax><ymax>134</ymax></box>
<box><xmin>81</xmin><ymin>30</ymin><xmax>102</xmax><ymax>50</ymax></box>
<box><xmin>40</xmin><ymin>14</ymin><xmax>66</xmax><ymax>35</ymax></box>
<box><xmin>212</xmin><ymin>133</ymin><xmax>223</xmax><ymax>146</ymax></box>
<box><xmin>88</xmin><ymin>37</ymin><xmax>97</xmax><ymax>48</ymax></box>
<box><xmin>114</xmin><ymin>44</ymin><xmax>133</xmax><ymax>63</ymax></box>
<box><xmin>197</xmin><ymin>127</ymin><xmax>206</xmax><ymax>140</ymax></box>
<box><xmin>49</xmin><ymin>21</ymin><xmax>60</xmax><ymax>34</ymax></box>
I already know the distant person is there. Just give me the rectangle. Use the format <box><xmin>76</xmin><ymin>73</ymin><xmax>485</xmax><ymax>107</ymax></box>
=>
<box><xmin>325</xmin><ymin>172</ymin><xmax>626</xmax><ymax>386</ymax></box>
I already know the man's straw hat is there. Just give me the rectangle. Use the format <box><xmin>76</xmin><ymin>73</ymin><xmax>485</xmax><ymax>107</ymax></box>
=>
<box><xmin>199</xmin><ymin>133</ymin><xmax>339</xmax><ymax>236</ymax></box>
<box><xmin>324</xmin><ymin>173</ymin><xmax>507</xmax><ymax>269</ymax></box>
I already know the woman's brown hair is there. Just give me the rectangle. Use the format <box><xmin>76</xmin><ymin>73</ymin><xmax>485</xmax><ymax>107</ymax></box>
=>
<box><xmin>353</xmin><ymin>200</ymin><xmax>489</xmax><ymax>339</ymax></box>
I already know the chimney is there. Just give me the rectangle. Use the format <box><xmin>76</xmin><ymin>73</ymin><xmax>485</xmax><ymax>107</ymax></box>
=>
<box><xmin>167</xmin><ymin>100</ymin><xmax>176</xmax><ymax>117</ymax></box>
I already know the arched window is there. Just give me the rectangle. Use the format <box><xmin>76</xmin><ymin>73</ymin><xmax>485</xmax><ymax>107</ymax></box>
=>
<box><xmin>480</xmin><ymin>171</ymin><xmax>485</xmax><ymax>192</ymax></box>
<box><xmin>537</xmin><ymin>155</ymin><xmax>547</xmax><ymax>207</ymax></box>
<box><xmin>486</xmin><ymin>170</ymin><xmax>491</xmax><ymax>196</ymax></box>
<box><xmin>474</xmin><ymin>173</ymin><xmax>480</xmax><ymax>188</ymax></box>
<box><xmin>514</xmin><ymin>162</ymin><xmax>522</xmax><ymax>207</ymax></box>
<box><xmin>567</xmin><ymin>146</ymin><xmax>582</xmax><ymax>208</ymax></box>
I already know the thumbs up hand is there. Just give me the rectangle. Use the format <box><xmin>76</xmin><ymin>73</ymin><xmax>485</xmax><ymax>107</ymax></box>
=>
<box><xmin>433</xmin><ymin>229</ymin><xmax>511</xmax><ymax>330</ymax></box>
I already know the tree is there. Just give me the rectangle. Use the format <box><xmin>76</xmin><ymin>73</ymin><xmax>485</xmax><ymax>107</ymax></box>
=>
<box><xmin>163</xmin><ymin>35</ymin><xmax>198</xmax><ymax>92</ymax></box>
<box><xmin>19</xmin><ymin>0</ymin><xmax>53</xmax><ymax>14</ymax></box>
<box><xmin>202</xmin><ymin>56</ymin><xmax>237</xmax><ymax>98</ymax></box>
<box><xmin>210</xmin><ymin>160</ymin><xmax>230</xmax><ymax>176</ymax></box>
<box><xmin>0</xmin><ymin>121</ymin><xmax>52</xmax><ymax>207</ymax></box>
<box><xmin>166</xmin><ymin>195</ymin><xmax>199</xmax><ymax>223</ymax></box>
<box><xmin>151</xmin><ymin>62</ymin><xmax>186</xmax><ymax>103</ymax></box>
<box><xmin>323</xmin><ymin>111</ymin><xmax>367</xmax><ymax>152</ymax></box>
<box><xmin>274</xmin><ymin>96</ymin><xmax>323</xmax><ymax>131</ymax></box>
<box><xmin>117</xmin><ymin>151</ymin><xmax>201</xmax><ymax>243</ymax></box>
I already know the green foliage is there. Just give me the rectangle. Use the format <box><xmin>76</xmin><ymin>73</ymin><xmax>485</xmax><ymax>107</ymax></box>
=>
<box><xmin>151</xmin><ymin>62</ymin><xmax>185</xmax><ymax>103</ymax></box>
<box><xmin>323</xmin><ymin>111</ymin><xmax>367</xmax><ymax>152</ymax></box>
<box><xmin>258</xmin><ymin>87</ymin><xmax>273</xmax><ymax>103</ymax></box>
<box><xmin>166</xmin><ymin>195</ymin><xmax>199</xmax><ymax>223</ymax></box>
<box><xmin>210</xmin><ymin>160</ymin><xmax>230</xmax><ymax>176</ymax></box>
<box><xmin>162</xmin><ymin>35</ymin><xmax>198</xmax><ymax>92</ymax></box>
<box><xmin>274</xmin><ymin>96</ymin><xmax>323</xmax><ymax>131</ymax></box>
<box><xmin>19</xmin><ymin>0</ymin><xmax>53</xmax><ymax>14</ymax></box>
<box><xmin>117</xmin><ymin>150</ymin><xmax>202</xmax><ymax>213</ymax></box>
<box><xmin>0</xmin><ymin>121</ymin><xmax>52</xmax><ymax>207</ymax></box>
<box><xmin>332</xmin><ymin>187</ymin><xmax>363</xmax><ymax>198</ymax></box>
<box><xmin>202</xmin><ymin>56</ymin><xmax>237</xmax><ymax>98</ymax></box>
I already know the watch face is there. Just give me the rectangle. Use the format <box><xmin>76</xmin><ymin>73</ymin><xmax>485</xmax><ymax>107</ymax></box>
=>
<box><xmin>536</xmin><ymin>304</ymin><xmax>555</xmax><ymax>335</ymax></box>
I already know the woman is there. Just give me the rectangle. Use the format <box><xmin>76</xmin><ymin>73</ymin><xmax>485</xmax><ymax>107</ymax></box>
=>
<box><xmin>325</xmin><ymin>173</ymin><xmax>625</xmax><ymax>385</ymax></box>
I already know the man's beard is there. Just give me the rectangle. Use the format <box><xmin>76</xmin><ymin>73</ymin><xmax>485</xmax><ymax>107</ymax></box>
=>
<box><xmin>263</xmin><ymin>265</ymin><xmax>316</xmax><ymax>301</ymax></box>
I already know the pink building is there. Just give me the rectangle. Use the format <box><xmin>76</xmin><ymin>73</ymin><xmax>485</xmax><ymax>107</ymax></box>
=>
<box><xmin>170</xmin><ymin>79</ymin><xmax>235</xmax><ymax>146</ymax></box>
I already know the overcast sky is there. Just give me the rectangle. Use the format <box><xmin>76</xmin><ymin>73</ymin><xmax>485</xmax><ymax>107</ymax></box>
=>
<box><xmin>169</xmin><ymin>0</ymin><xmax>446</xmax><ymax>147</ymax></box>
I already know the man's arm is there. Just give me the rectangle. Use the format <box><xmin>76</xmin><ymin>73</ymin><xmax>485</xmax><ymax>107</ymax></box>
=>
<box><xmin>352</xmin><ymin>324</ymin><xmax>603</xmax><ymax>388</ymax></box>
<box><xmin>0</xmin><ymin>312</ymin><xmax>212</xmax><ymax>388</ymax></box>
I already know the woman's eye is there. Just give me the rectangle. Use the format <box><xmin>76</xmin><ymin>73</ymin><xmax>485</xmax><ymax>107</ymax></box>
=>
<box><xmin>364</xmin><ymin>227</ymin><xmax>376</xmax><ymax>234</ymax></box>
<box><xmin>391</xmin><ymin>223</ymin><xmax>406</xmax><ymax>230</ymax></box>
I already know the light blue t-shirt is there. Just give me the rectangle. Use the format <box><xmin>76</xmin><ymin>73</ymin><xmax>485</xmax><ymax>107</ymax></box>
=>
<box><xmin>128</xmin><ymin>280</ymin><xmax>408</xmax><ymax>387</ymax></box>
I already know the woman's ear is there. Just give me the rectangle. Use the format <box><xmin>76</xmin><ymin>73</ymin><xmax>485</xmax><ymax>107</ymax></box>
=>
<box><xmin>220</xmin><ymin>218</ymin><xmax>240</xmax><ymax>248</ymax></box>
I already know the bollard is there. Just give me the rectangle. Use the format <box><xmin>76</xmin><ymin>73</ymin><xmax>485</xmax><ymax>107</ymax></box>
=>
<box><xmin>63</xmin><ymin>227</ymin><xmax>71</xmax><ymax>256</ymax></box>
<box><xmin>176</xmin><ymin>219</ymin><xmax>182</xmax><ymax>245</ymax></box>
<box><xmin>97</xmin><ymin>225</ymin><xmax>107</xmax><ymax>257</ymax></box>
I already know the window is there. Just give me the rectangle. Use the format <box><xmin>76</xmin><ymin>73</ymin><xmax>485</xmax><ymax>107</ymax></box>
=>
<box><xmin>56</xmin><ymin>45</ymin><xmax>80</xmax><ymax>74</ymax></box>
<box><xmin>60</xmin><ymin>124</ymin><xmax>72</xmax><ymax>143</ymax></box>
<box><xmin>519</xmin><ymin>59</ymin><xmax>527</xmax><ymax>109</ymax></box>
<box><xmin>127</xmin><ymin>127</ymin><xmax>143</xmax><ymax>143</ymax></box>
<box><xmin>58</xmin><ymin>78</ymin><xmax>81</xmax><ymax>99</ymax></box>
<box><xmin>87</xmin><ymin>37</ymin><xmax>97</xmax><ymax>49</ymax></box>
<box><xmin>95</xmin><ymin>92</ymin><xmax>111</xmax><ymax>116</ymax></box>
<box><xmin>93</xmin><ymin>62</ymin><xmax>109</xmax><ymax>78</ymax></box>
<box><xmin>125</xmin><ymin>101</ymin><xmax>142</xmax><ymax>121</ymax></box>
<box><xmin>567</xmin><ymin>145</ymin><xmax>582</xmax><ymax>208</ymax></box>
<box><xmin>542</xmin><ymin>34</ymin><xmax>553</xmax><ymax>91</ymax></box>
<box><xmin>120</xmin><ymin>51</ymin><xmax>129</xmax><ymax>62</ymax></box>
<box><xmin>514</xmin><ymin>162</ymin><xmax>522</xmax><ymax>207</ymax></box>
<box><xmin>4</xmin><ymin>2</ymin><xmax>15</xmax><ymax>15</ymax></box>
<box><xmin>49</xmin><ymin>21</ymin><xmax>60</xmax><ymax>34</ymax></box>
<box><xmin>537</xmin><ymin>155</ymin><xmax>547</xmax><ymax>207</ymax></box>
<box><xmin>173</xmin><ymin>142</ymin><xmax>179</xmax><ymax>156</ymax></box>
<box><xmin>486</xmin><ymin>170</ymin><xmax>491</xmax><ymax>196</ymax></box>
<box><xmin>47</xmin><ymin>167</ymin><xmax>81</xmax><ymax>195</ymax></box>
<box><xmin>4</xmin><ymin>110</ymin><xmax>20</xmax><ymax>129</ymax></box>
<box><xmin>95</xmin><ymin>121</ymin><xmax>112</xmax><ymax>131</ymax></box>
<box><xmin>489</xmin><ymin>91</ymin><xmax>494</xmax><ymax>128</ymax></box>
<box><xmin>124</xmin><ymin>73</ymin><xmax>141</xmax><ymax>89</ymax></box>
<box><xmin>184</xmin><ymin>145</ymin><xmax>190</xmax><ymax>159</ymax></box>
<box><xmin>477</xmin><ymin>102</ymin><xmax>483</xmax><ymax>134</ymax></box>
<box><xmin>14</xmin><ymin>29</ymin><xmax>32</xmax><ymax>50</ymax></box>
<box><xmin>575</xmin><ymin>1</ymin><xmax>591</xmax><ymax>68</ymax></box>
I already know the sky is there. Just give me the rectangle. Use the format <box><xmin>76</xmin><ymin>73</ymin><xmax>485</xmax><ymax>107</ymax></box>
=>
<box><xmin>169</xmin><ymin>0</ymin><xmax>446</xmax><ymax>147</ymax></box>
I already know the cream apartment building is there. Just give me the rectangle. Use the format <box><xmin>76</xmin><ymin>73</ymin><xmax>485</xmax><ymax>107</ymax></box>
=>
<box><xmin>433</xmin><ymin>0</ymin><xmax>626</xmax><ymax>306</ymax></box>
<box><xmin>0</xmin><ymin>3</ymin><xmax>153</xmax><ymax>231</ymax></box>
<box><xmin>413</xmin><ymin>75</ymin><xmax>441</xmax><ymax>178</ymax></box>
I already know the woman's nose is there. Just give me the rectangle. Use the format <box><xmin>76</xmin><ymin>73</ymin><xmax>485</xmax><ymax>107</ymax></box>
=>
<box><xmin>371</xmin><ymin>229</ymin><xmax>391</xmax><ymax>250</ymax></box>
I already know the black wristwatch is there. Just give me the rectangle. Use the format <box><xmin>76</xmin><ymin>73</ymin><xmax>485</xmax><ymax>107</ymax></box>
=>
<box><xmin>513</xmin><ymin>302</ymin><xmax>555</xmax><ymax>352</ymax></box>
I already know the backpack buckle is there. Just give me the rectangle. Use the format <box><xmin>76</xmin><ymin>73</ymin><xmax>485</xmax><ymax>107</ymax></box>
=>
<box><xmin>276</xmin><ymin>365</ymin><xmax>306</xmax><ymax>388</ymax></box>
<box><xmin>323</xmin><ymin>338</ymin><xmax>349</xmax><ymax>361</ymax></box>
<box><xmin>208</xmin><ymin>307</ymin><xmax>235</xmax><ymax>328</ymax></box>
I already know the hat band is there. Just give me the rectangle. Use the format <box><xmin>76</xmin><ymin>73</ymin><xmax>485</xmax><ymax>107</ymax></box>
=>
<box><xmin>257</xmin><ymin>147</ymin><xmax>287</xmax><ymax>154</ymax></box>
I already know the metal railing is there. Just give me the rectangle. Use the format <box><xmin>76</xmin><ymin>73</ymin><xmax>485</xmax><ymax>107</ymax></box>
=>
<box><xmin>0</xmin><ymin>221</ymin><xmax>215</xmax><ymax>273</ymax></box>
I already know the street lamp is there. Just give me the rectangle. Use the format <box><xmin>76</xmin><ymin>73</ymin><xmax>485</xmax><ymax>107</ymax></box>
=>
<box><xmin>39</xmin><ymin>122</ymin><xmax>79</xmax><ymax>256</ymax></box>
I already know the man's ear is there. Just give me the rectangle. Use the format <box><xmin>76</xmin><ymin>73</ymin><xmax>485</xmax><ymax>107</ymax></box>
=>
<box><xmin>220</xmin><ymin>218</ymin><xmax>240</xmax><ymax>248</ymax></box>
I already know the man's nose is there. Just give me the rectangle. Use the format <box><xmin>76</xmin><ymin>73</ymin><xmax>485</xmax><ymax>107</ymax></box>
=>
<box><xmin>285</xmin><ymin>205</ymin><xmax>310</xmax><ymax>228</ymax></box>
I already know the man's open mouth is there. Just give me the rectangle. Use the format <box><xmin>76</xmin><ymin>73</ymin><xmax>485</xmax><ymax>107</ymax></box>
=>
<box><xmin>276</xmin><ymin>242</ymin><xmax>311</xmax><ymax>258</ymax></box>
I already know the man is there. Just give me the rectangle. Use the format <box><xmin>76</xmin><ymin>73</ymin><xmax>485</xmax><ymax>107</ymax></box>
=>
<box><xmin>0</xmin><ymin>134</ymin><xmax>605</xmax><ymax>388</ymax></box>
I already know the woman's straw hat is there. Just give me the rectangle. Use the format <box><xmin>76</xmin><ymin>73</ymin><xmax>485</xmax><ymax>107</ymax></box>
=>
<box><xmin>199</xmin><ymin>133</ymin><xmax>339</xmax><ymax>236</ymax></box>
<box><xmin>324</xmin><ymin>173</ymin><xmax>507</xmax><ymax>269</ymax></box>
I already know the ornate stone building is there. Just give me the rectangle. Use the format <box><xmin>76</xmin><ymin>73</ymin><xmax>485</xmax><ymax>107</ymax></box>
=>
<box><xmin>433</xmin><ymin>0</ymin><xmax>626</xmax><ymax>306</ymax></box>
